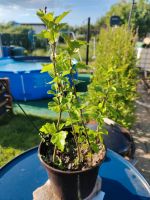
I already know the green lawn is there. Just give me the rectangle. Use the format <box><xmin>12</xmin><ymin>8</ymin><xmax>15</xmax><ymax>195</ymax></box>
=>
<box><xmin>0</xmin><ymin>113</ymin><xmax>49</xmax><ymax>167</ymax></box>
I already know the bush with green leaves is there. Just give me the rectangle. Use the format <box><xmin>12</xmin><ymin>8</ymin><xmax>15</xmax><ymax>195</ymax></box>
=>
<box><xmin>88</xmin><ymin>26</ymin><xmax>138</xmax><ymax>128</ymax></box>
<box><xmin>37</xmin><ymin>10</ymin><xmax>106</xmax><ymax>170</ymax></box>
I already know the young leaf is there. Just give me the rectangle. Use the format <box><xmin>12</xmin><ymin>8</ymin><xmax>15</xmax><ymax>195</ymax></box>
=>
<box><xmin>41</xmin><ymin>63</ymin><xmax>54</xmax><ymax>73</ymax></box>
<box><xmin>43</xmin><ymin>12</ymin><xmax>54</xmax><ymax>22</ymax></box>
<box><xmin>47</xmin><ymin>90</ymin><xmax>55</xmax><ymax>95</ymax></box>
<box><xmin>51</xmin><ymin>131</ymin><xmax>68</xmax><ymax>151</ymax></box>
<box><xmin>40</xmin><ymin>123</ymin><xmax>57</xmax><ymax>135</ymax></box>
<box><xmin>54</xmin><ymin>11</ymin><xmax>70</xmax><ymax>24</ymax></box>
<box><xmin>36</xmin><ymin>9</ymin><xmax>45</xmax><ymax>18</ymax></box>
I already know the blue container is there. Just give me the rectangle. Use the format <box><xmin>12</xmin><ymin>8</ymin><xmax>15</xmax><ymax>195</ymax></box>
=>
<box><xmin>2</xmin><ymin>46</ymin><xmax>11</xmax><ymax>57</ymax></box>
<box><xmin>0</xmin><ymin>58</ymin><xmax>78</xmax><ymax>101</ymax></box>
<box><xmin>0</xmin><ymin>147</ymin><xmax>150</xmax><ymax>200</ymax></box>
<box><xmin>11</xmin><ymin>47</ymin><xmax>25</xmax><ymax>56</ymax></box>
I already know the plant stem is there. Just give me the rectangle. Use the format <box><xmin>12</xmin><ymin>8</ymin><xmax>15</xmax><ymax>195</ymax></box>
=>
<box><xmin>57</xmin><ymin>109</ymin><xmax>62</xmax><ymax>130</ymax></box>
<box><xmin>68</xmin><ymin>109</ymin><xmax>81</xmax><ymax>165</ymax></box>
<box><xmin>53</xmin><ymin>145</ymin><xmax>56</xmax><ymax>163</ymax></box>
<box><xmin>51</xmin><ymin>42</ymin><xmax>62</xmax><ymax>162</ymax></box>
<box><xmin>51</xmin><ymin>42</ymin><xmax>62</xmax><ymax>129</ymax></box>
<box><xmin>69</xmin><ymin>59</ymin><xmax>93</xmax><ymax>165</ymax></box>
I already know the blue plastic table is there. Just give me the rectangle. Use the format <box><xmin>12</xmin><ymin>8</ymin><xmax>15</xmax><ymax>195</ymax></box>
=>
<box><xmin>0</xmin><ymin>147</ymin><xmax>150</xmax><ymax>200</ymax></box>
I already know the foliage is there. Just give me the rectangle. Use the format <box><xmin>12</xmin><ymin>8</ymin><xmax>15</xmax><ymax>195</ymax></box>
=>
<box><xmin>0</xmin><ymin>22</ymin><xmax>47</xmax><ymax>50</ymax></box>
<box><xmin>0</xmin><ymin>23</ymin><xmax>32</xmax><ymax>34</ymax></box>
<box><xmin>73</xmin><ymin>23</ymin><xmax>100</xmax><ymax>37</ymax></box>
<box><xmin>37</xmin><ymin>10</ymin><xmax>105</xmax><ymax>170</ymax></box>
<box><xmin>96</xmin><ymin>0</ymin><xmax>150</xmax><ymax>38</ymax></box>
<box><xmin>88</xmin><ymin>26</ymin><xmax>138</xmax><ymax>128</ymax></box>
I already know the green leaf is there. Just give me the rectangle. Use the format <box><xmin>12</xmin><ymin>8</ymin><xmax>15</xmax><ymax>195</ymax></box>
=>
<box><xmin>43</xmin><ymin>12</ymin><xmax>54</xmax><ymax>22</ymax></box>
<box><xmin>73</xmin><ymin>125</ymin><xmax>80</xmax><ymax>134</ymax></box>
<box><xmin>56</xmin><ymin>23</ymin><xmax>67</xmax><ymax>31</ymax></box>
<box><xmin>36</xmin><ymin>9</ymin><xmax>45</xmax><ymax>18</ymax></box>
<box><xmin>47</xmin><ymin>90</ymin><xmax>55</xmax><ymax>95</ymax></box>
<box><xmin>37</xmin><ymin>30</ymin><xmax>54</xmax><ymax>42</ymax></box>
<box><xmin>70</xmin><ymin>40</ymin><xmax>86</xmax><ymax>48</ymax></box>
<box><xmin>49</xmin><ymin>105</ymin><xmax>60</xmax><ymax>112</ymax></box>
<box><xmin>111</xmin><ymin>86</ymin><xmax>116</xmax><ymax>91</ymax></box>
<box><xmin>62</xmin><ymin>70</ymin><xmax>70</xmax><ymax>76</ymax></box>
<box><xmin>78</xmin><ymin>135</ymin><xmax>86</xmax><ymax>143</ymax></box>
<box><xmin>70</xmin><ymin>108</ymin><xmax>80</xmax><ymax>120</ymax></box>
<box><xmin>41</xmin><ymin>63</ymin><xmax>54</xmax><ymax>73</ymax></box>
<box><xmin>65</xmin><ymin>39</ymin><xmax>86</xmax><ymax>55</ymax></box>
<box><xmin>98</xmin><ymin>102</ymin><xmax>103</xmax><ymax>109</ymax></box>
<box><xmin>54</xmin><ymin>11</ymin><xmax>70</xmax><ymax>24</ymax></box>
<box><xmin>48</xmin><ymin>101</ymin><xmax>57</xmax><ymax>109</ymax></box>
<box><xmin>65</xmin><ymin>119</ymin><xmax>72</xmax><ymax>126</ymax></box>
<box><xmin>58</xmin><ymin>123</ymin><xmax>65</xmax><ymax>130</ymax></box>
<box><xmin>91</xmin><ymin>143</ymin><xmax>99</xmax><ymax>153</ymax></box>
<box><xmin>51</xmin><ymin>131</ymin><xmax>68</xmax><ymax>151</ymax></box>
<box><xmin>39</xmin><ymin>123</ymin><xmax>57</xmax><ymax>135</ymax></box>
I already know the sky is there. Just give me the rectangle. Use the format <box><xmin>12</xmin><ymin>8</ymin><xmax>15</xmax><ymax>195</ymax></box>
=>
<box><xmin>0</xmin><ymin>0</ymin><xmax>119</xmax><ymax>26</ymax></box>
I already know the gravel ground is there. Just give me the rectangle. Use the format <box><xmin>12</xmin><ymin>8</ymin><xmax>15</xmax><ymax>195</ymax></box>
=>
<box><xmin>132</xmin><ymin>80</ymin><xmax>150</xmax><ymax>184</ymax></box>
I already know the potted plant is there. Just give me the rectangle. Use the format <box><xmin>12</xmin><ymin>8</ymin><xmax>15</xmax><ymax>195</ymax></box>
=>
<box><xmin>37</xmin><ymin>9</ymin><xmax>106</xmax><ymax>200</ymax></box>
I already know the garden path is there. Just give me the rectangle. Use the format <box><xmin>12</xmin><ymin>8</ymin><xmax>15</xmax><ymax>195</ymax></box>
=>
<box><xmin>132</xmin><ymin>80</ymin><xmax>150</xmax><ymax>184</ymax></box>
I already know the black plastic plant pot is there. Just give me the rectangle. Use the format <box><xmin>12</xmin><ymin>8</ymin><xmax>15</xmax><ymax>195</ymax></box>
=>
<box><xmin>38</xmin><ymin>142</ymin><xmax>105</xmax><ymax>200</ymax></box>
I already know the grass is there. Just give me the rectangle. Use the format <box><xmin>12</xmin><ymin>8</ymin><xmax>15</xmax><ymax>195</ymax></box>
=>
<box><xmin>0</xmin><ymin>113</ymin><xmax>49</xmax><ymax>167</ymax></box>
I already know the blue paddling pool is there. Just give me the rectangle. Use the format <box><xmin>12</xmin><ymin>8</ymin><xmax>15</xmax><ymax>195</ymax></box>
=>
<box><xmin>0</xmin><ymin>57</ymin><xmax>78</xmax><ymax>101</ymax></box>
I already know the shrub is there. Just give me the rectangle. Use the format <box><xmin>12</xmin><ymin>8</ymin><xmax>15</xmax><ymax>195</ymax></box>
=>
<box><xmin>88</xmin><ymin>26</ymin><xmax>138</xmax><ymax>128</ymax></box>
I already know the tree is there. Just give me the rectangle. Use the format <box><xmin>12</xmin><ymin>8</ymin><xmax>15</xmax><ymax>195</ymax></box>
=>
<box><xmin>96</xmin><ymin>0</ymin><xmax>150</xmax><ymax>38</ymax></box>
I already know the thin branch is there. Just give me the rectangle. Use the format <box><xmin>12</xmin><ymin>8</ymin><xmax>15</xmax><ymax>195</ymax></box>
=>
<box><xmin>69</xmin><ymin>58</ymin><xmax>93</xmax><ymax>164</ymax></box>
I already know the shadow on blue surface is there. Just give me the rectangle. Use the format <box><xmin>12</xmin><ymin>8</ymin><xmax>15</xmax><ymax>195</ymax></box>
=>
<box><xmin>1</xmin><ymin>147</ymin><xmax>150</xmax><ymax>200</ymax></box>
<box><xmin>102</xmin><ymin>178</ymin><xmax>150</xmax><ymax>200</ymax></box>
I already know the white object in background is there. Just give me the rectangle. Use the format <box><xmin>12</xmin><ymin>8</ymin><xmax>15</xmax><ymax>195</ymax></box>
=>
<box><xmin>137</xmin><ymin>47</ymin><xmax>150</xmax><ymax>78</ymax></box>
<box><xmin>137</xmin><ymin>47</ymin><xmax>143</xmax><ymax>59</ymax></box>
<box><xmin>92</xmin><ymin>37</ymin><xmax>96</xmax><ymax>60</ymax></box>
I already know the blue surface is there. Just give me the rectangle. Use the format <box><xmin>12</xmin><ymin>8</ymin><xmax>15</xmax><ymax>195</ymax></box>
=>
<box><xmin>2</xmin><ymin>47</ymin><xmax>10</xmax><ymax>57</ymax></box>
<box><xmin>0</xmin><ymin>147</ymin><xmax>150</xmax><ymax>200</ymax></box>
<box><xmin>0</xmin><ymin>58</ymin><xmax>78</xmax><ymax>101</ymax></box>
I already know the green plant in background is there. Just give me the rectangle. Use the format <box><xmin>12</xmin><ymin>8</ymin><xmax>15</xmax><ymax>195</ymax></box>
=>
<box><xmin>37</xmin><ymin>9</ymin><xmax>106</xmax><ymax>170</ymax></box>
<box><xmin>88</xmin><ymin>26</ymin><xmax>138</xmax><ymax>128</ymax></box>
<box><xmin>96</xmin><ymin>0</ymin><xmax>150</xmax><ymax>38</ymax></box>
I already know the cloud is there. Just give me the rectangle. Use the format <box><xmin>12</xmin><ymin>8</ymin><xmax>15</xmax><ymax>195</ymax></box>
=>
<box><xmin>0</xmin><ymin>0</ymin><xmax>119</xmax><ymax>25</ymax></box>
<box><xmin>0</xmin><ymin>4</ymin><xmax>33</xmax><ymax>23</ymax></box>
<box><xmin>0</xmin><ymin>0</ymin><xmax>74</xmax><ymax>23</ymax></box>
<box><xmin>0</xmin><ymin>0</ymin><xmax>72</xmax><ymax>9</ymax></box>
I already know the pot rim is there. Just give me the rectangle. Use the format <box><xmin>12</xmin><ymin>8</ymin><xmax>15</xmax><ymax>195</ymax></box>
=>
<box><xmin>38</xmin><ymin>141</ymin><xmax>106</xmax><ymax>174</ymax></box>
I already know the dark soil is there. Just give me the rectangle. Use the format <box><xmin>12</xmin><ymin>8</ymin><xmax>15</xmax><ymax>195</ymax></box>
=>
<box><xmin>41</xmin><ymin>136</ymin><xmax>105</xmax><ymax>171</ymax></box>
